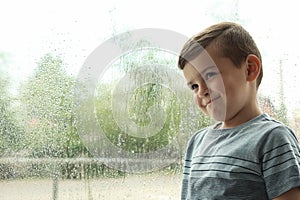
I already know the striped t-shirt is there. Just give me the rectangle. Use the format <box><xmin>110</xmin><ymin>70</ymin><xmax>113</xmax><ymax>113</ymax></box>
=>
<box><xmin>182</xmin><ymin>114</ymin><xmax>300</xmax><ymax>200</ymax></box>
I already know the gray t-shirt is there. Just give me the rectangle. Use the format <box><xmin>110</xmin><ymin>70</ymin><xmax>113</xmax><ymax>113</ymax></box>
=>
<box><xmin>182</xmin><ymin>114</ymin><xmax>300</xmax><ymax>200</ymax></box>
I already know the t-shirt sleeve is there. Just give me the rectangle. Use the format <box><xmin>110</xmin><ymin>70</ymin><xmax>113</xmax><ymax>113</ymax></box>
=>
<box><xmin>262</xmin><ymin>125</ymin><xmax>300</xmax><ymax>199</ymax></box>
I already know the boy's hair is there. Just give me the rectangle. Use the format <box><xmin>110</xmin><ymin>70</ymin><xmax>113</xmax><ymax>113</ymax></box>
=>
<box><xmin>178</xmin><ymin>22</ymin><xmax>263</xmax><ymax>88</ymax></box>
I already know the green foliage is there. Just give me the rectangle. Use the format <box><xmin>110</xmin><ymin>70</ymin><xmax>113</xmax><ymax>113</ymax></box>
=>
<box><xmin>95</xmin><ymin>82</ymin><xmax>182</xmax><ymax>154</ymax></box>
<box><xmin>277</xmin><ymin>101</ymin><xmax>288</xmax><ymax>125</ymax></box>
<box><xmin>94</xmin><ymin>44</ymin><xmax>180</xmax><ymax>154</ymax></box>
<box><xmin>20</xmin><ymin>54</ymin><xmax>85</xmax><ymax>158</ymax></box>
<box><xmin>0</xmin><ymin>53</ymin><xmax>23</xmax><ymax>154</ymax></box>
<box><xmin>277</xmin><ymin>61</ymin><xmax>288</xmax><ymax>125</ymax></box>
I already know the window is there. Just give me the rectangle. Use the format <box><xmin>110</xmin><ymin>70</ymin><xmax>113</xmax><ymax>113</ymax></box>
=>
<box><xmin>0</xmin><ymin>0</ymin><xmax>299</xmax><ymax>199</ymax></box>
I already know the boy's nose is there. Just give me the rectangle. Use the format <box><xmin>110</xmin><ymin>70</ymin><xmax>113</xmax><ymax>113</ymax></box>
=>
<box><xmin>197</xmin><ymin>82</ymin><xmax>209</xmax><ymax>98</ymax></box>
<box><xmin>197</xmin><ymin>88</ymin><xmax>209</xmax><ymax>98</ymax></box>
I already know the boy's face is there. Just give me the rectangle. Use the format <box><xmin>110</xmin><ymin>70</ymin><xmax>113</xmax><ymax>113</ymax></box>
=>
<box><xmin>182</xmin><ymin>44</ymin><xmax>250</xmax><ymax>122</ymax></box>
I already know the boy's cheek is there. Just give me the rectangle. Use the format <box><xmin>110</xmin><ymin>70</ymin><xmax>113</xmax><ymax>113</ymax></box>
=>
<box><xmin>194</xmin><ymin>95</ymin><xmax>204</xmax><ymax>109</ymax></box>
<box><xmin>194</xmin><ymin>95</ymin><xmax>209</xmax><ymax>115</ymax></box>
<box><xmin>193</xmin><ymin>95</ymin><xmax>200</xmax><ymax>106</ymax></box>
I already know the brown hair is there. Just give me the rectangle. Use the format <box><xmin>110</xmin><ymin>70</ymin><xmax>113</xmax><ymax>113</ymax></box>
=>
<box><xmin>178</xmin><ymin>22</ymin><xmax>263</xmax><ymax>88</ymax></box>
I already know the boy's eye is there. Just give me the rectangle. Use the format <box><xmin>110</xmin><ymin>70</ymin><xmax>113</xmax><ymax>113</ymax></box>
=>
<box><xmin>190</xmin><ymin>84</ymin><xmax>198</xmax><ymax>90</ymax></box>
<box><xmin>204</xmin><ymin>72</ymin><xmax>218</xmax><ymax>80</ymax></box>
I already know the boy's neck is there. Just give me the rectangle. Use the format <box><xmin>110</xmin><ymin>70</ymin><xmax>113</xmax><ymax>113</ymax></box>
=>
<box><xmin>220</xmin><ymin>106</ymin><xmax>262</xmax><ymax>129</ymax></box>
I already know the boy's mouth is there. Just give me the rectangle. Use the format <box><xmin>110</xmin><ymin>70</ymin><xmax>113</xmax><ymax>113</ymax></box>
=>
<box><xmin>206</xmin><ymin>96</ymin><xmax>221</xmax><ymax>106</ymax></box>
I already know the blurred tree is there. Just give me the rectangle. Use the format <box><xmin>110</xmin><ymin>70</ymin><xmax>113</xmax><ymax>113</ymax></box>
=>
<box><xmin>0</xmin><ymin>52</ymin><xmax>23</xmax><ymax>155</ymax></box>
<box><xmin>258</xmin><ymin>95</ymin><xmax>277</xmax><ymax>119</ymax></box>
<box><xmin>277</xmin><ymin>60</ymin><xmax>288</xmax><ymax>125</ymax></box>
<box><xmin>94</xmin><ymin>50</ymin><xmax>181</xmax><ymax>154</ymax></box>
<box><xmin>20</xmin><ymin>54</ymin><xmax>85</xmax><ymax>158</ymax></box>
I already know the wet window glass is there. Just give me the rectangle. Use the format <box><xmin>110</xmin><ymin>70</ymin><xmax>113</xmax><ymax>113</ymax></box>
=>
<box><xmin>0</xmin><ymin>0</ymin><xmax>299</xmax><ymax>199</ymax></box>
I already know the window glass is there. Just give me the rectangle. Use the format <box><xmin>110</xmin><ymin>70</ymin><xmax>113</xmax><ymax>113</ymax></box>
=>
<box><xmin>0</xmin><ymin>0</ymin><xmax>299</xmax><ymax>199</ymax></box>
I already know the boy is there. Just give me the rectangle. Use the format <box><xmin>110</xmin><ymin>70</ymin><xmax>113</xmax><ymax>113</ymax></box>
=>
<box><xmin>178</xmin><ymin>22</ymin><xmax>300</xmax><ymax>199</ymax></box>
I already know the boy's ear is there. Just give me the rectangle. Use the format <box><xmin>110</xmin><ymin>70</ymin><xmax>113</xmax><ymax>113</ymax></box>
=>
<box><xmin>246</xmin><ymin>54</ymin><xmax>261</xmax><ymax>82</ymax></box>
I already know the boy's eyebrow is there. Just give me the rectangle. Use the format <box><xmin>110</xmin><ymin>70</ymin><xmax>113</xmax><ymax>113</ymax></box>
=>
<box><xmin>200</xmin><ymin>65</ymin><xmax>218</xmax><ymax>75</ymax></box>
<box><xmin>187</xmin><ymin>65</ymin><xmax>217</xmax><ymax>86</ymax></box>
<box><xmin>186</xmin><ymin>65</ymin><xmax>218</xmax><ymax>86</ymax></box>
<box><xmin>186</xmin><ymin>74</ymin><xmax>201</xmax><ymax>86</ymax></box>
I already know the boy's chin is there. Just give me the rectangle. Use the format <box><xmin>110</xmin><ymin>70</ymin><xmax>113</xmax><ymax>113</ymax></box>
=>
<box><xmin>207</xmin><ymin>110</ymin><xmax>226</xmax><ymax>122</ymax></box>
<box><xmin>198</xmin><ymin>100</ymin><xmax>226</xmax><ymax>121</ymax></box>
<box><xmin>199</xmin><ymin>105</ymin><xmax>226</xmax><ymax>122</ymax></box>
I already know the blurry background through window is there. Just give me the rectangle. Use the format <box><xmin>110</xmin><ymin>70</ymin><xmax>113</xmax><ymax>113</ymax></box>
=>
<box><xmin>0</xmin><ymin>0</ymin><xmax>300</xmax><ymax>199</ymax></box>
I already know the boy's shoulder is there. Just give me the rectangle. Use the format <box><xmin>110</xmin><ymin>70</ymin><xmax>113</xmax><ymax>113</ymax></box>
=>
<box><xmin>189</xmin><ymin>114</ymin><xmax>296</xmax><ymax>145</ymax></box>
